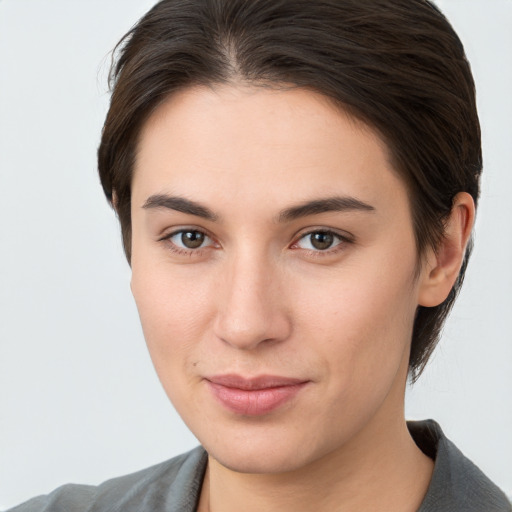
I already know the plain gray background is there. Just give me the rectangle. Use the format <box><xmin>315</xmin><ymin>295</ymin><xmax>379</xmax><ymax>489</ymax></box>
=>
<box><xmin>0</xmin><ymin>0</ymin><xmax>511</xmax><ymax>509</ymax></box>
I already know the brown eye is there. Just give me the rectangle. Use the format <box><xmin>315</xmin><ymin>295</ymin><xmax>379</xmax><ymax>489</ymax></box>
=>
<box><xmin>310</xmin><ymin>232</ymin><xmax>334</xmax><ymax>250</ymax></box>
<box><xmin>181</xmin><ymin>231</ymin><xmax>205</xmax><ymax>248</ymax></box>
<box><xmin>167</xmin><ymin>229</ymin><xmax>213</xmax><ymax>250</ymax></box>
<box><xmin>295</xmin><ymin>230</ymin><xmax>345</xmax><ymax>252</ymax></box>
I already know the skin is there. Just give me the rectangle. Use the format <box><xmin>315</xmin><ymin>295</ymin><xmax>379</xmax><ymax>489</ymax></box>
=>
<box><xmin>129</xmin><ymin>85</ymin><xmax>474</xmax><ymax>511</ymax></box>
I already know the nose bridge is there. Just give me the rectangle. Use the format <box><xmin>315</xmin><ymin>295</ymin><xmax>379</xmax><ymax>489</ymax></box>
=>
<box><xmin>214</xmin><ymin>246</ymin><xmax>290</xmax><ymax>350</ymax></box>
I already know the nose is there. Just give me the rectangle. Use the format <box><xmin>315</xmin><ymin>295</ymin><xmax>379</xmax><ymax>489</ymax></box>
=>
<box><xmin>213</xmin><ymin>252</ymin><xmax>292</xmax><ymax>350</ymax></box>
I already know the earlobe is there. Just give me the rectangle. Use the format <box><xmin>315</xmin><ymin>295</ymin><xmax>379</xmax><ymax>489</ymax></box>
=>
<box><xmin>418</xmin><ymin>192</ymin><xmax>475</xmax><ymax>307</ymax></box>
<box><xmin>112</xmin><ymin>191</ymin><xmax>119</xmax><ymax>212</ymax></box>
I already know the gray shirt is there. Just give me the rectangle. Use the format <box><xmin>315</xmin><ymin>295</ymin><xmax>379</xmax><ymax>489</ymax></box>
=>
<box><xmin>6</xmin><ymin>420</ymin><xmax>511</xmax><ymax>512</ymax></box>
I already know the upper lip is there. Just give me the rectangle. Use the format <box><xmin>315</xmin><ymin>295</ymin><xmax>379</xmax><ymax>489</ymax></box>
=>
<box><xmin>205</xmin><ymin>374</ymin><xmax>308</xmax><ymax>390</ymax></box>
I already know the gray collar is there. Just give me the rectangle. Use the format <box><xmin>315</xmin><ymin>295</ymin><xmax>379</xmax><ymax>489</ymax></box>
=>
<box><xmin>411</xmin><ymin>420</ymin><xmax>510</xmax><ymax>511</ymax></box>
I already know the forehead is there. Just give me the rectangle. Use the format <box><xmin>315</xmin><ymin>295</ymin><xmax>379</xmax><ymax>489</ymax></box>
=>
<box><xmin>132</xmin><ymin>85</ymin><xmax>409</xmax><ymax>220</ymax></box>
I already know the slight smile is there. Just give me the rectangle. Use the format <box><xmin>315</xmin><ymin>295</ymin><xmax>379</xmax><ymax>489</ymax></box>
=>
<box><xmin>205</xmin><ymin>375</ymin><xmax>310</xmax><ymax>416</ymax></box>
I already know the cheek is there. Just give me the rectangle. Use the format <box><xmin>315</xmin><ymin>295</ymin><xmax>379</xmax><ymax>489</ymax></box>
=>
<box><xmin>130</xmin><ymin>260</ymin><xmax>215</xmax><ymax>378</ymax></box>
<box><xmin>131</xmin><ymin>269</ymin><xmax>216</xmax><ymax>425</ymax></box>
<box><xmin>292</xmin><ymin>255</ymin><xmax>418</xmax><ymax>386</ymax></box>
<box><xmin>295</xmin><ymin>255</ymin><xmax>416</xmax><ymax>334</ymax></box>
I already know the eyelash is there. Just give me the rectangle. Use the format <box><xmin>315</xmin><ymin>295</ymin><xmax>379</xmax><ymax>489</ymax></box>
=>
<box><xmin>159</xmin><ymin>228</ymin><xmax>353</xmax><ymax>258</ymax></box>
<box><xmin>158</xmin><ymin>228</ymin><xmax>217</xmax><ymax>257</ymax></box>
<box><xmin>290</xmin><ymin>229</ymin><xmax>352</xmax><ymax>257</ymax></box>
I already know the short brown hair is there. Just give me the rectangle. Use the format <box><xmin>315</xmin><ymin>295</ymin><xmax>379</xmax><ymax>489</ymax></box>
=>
<box><xmin>98</xmin><ymin>0</ymin><xmax>481</xmax><ymax>380</ymax></box>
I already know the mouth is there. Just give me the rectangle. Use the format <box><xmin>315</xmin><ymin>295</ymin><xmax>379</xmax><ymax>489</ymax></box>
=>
<box><xmin>204</xmin><ymin>374</ymin><xmax>309</xmax><ymax>416</ymax></box>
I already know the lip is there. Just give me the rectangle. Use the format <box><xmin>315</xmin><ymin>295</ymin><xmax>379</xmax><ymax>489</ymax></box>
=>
<box><xmin>205</xmin><ymin>374</ymin><xmax>309</xmax><ymax>416</ymax></box>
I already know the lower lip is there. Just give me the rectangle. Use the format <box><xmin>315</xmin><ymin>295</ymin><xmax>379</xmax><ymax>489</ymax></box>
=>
<box><xmin>206</xmin><ymin>381</ymin><xmax>307</xmax><ymax>416</ymax></box>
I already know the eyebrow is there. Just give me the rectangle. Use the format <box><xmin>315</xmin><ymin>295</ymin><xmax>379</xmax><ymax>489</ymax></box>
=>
<box><xmin>142</xmin><ymin>194</ymin><xmax>218</xmax><ymax>222</ymax></box>
<box><xmin>142</xmin><ymin>194</ymin><xmax>375</xmax><ymax>223</ymax></box>
<box><xmin>276</xmin><ymin>196</ymin><xmax>375</xmax><ymax>222</ymax></box>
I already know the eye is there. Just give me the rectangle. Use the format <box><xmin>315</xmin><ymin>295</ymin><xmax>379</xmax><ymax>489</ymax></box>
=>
<box><xmin>294</xmin><ymin>230</ymin><xmax>345</xmax><ymax>251</ymax></box>
<box><xmin>166</xmin><ymin>229</ymin><xmax>214</xmax><ymax>250</ymax></box>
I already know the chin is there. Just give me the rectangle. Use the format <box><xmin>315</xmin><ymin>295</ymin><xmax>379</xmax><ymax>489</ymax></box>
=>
<box><xmin>199</xmin><ymin>424</ymin><xmax>328</xmax><ymax>475</ymax></box>
<box><xmin>209</xmin><ymin>445</ymin><xmax>309</xmax><ymax>475</ymax></box>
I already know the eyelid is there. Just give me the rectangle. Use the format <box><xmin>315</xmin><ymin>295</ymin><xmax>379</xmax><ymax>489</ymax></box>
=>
<box><xmin>293</xmin><ymin>227</ymin><xmax>354</xmax><ymax>243</ymax></box>
<box><xmin>158</xmin><ymin>224</ymin><xmax>212</xmax><ymax>239</ymax></box>
<box><xmin>158</xmin><ymin>226</ymin><xmax>219</xmax><ymax>253</ymax></box>
<box><xmin>290</xmin><ymin>228</ymin><xmax>354</xmax><ymax>253</ymax></box>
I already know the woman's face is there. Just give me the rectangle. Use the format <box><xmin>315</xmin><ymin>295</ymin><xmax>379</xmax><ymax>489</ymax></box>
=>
<box><xmin>130</xmin><ymin>85</ymin><xmax>427</xmax><ymax>474</ymax></box>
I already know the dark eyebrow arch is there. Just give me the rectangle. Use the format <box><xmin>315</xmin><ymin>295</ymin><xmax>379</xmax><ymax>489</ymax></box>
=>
<box><xmin>142</xmin><ymin>194</ymin><xmax>218</xmax><ymax>222</ymax></box>
<box><xmin>277</xmin><ymin>196</ymin><xmax>375</xmax><ymax>222</ymax></box>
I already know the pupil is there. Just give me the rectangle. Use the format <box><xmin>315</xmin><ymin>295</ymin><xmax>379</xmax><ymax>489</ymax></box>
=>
<box><xmin>182</xmin><ymin>231</ymin><xmax>204</xmax><ymax>249</ymax></box>
<box><xmin>311</xmin><ymin>232</ymin><xmax>334</xmax><ymax>250</ymax></box>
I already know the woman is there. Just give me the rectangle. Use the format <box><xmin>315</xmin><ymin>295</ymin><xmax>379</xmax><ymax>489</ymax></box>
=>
<box><xmin>7</xmin><ymin>0</ymin><xmax>511</xmax><ymax>510</ymax></box>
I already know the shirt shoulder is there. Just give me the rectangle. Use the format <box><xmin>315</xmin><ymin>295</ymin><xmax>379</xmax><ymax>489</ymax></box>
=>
<box><xmin>409</xmin><ymin>420</ymin><xmax>511</xmax><ymax>512</ymax></box>
<box><xmin>5</xmin><ymin>446</ymin><xmax>207</xmax><ymax>512</ymax></box>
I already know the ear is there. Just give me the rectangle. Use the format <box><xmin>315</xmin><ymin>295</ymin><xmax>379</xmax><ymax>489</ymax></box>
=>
<box><xmin>418</xmin><ymin>192</ymin><xmax>475</xmax><ymax>307</ymax></box>
<box><xmin>111</xmin><ymin>190</ymin><xmax>119</xmax><ymax>213</ymax></box>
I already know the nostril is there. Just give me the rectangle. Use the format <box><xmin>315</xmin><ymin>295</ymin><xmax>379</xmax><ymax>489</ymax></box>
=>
<box><xmin>213</xmin><ymin>309</ymin><xmax>292</xmax><ymax>351</ymax></box>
